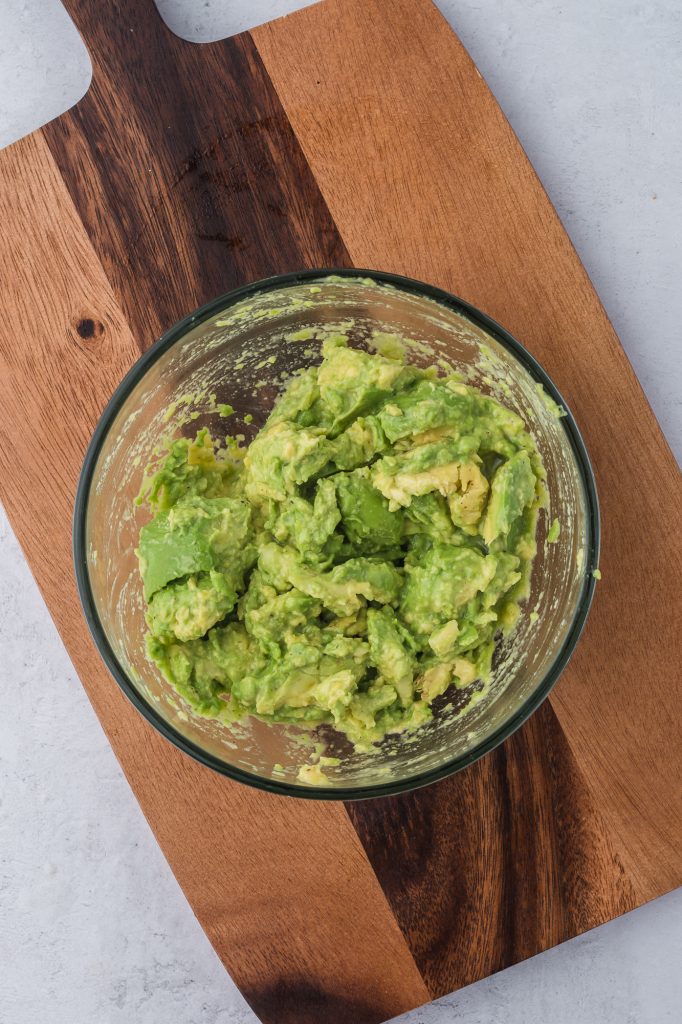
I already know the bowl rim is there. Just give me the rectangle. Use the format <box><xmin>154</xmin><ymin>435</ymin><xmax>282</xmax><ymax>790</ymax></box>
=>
<box><xmin>73</xmin><ymin>267</ymin><xmax>600</xmax><ymax>800</ymax></box>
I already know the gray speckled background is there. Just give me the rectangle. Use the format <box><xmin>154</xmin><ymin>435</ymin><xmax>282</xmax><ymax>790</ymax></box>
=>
<box><xmin>1</xmin><ymin>2</ymin><xmax>680</xmax><ymax>1021</ymax></box>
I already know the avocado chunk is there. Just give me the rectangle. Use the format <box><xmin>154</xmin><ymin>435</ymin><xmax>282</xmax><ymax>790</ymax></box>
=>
<box><xmin>371</xmin><ymin>438</ymin><xmax>481</xmax><ymax>509</ymax></box>
<box><xmin>331</xmin><ymin>416</ymin><xmax>388</xmax><ymax>470</ymax></box>
<box><xmin>335</xmin><ymin>468</ymin><xmax>403</xmax><ymax>552</ymax></box>
<box><xmin>400</xmin><ymin>541</ymin><xmax>498</xmax><ymax>638</ymax></box>
<box><xmin>146</xmin><ymin>570</ymin><xmax>238</xmax><ymax>643</ymax></box>
<box><xmin>270</xmin><ymin>477</ymin><xmax>341</xmax><ymax>564</ymax></box>
<box><xmin>317</xmin><ymin>340</ymin><xmax>416</xmax><ymax>431</ymax></box>
<box><xmin>377</xmin><ymin>378</ymin><xmax>477</xmax><ymax>443</ymax></box>
<box><xmin>481</xmin><ymin>450</ymin><xmax>536</xmax><ymax>545</ymax></box>
<box><xmin>367</xmin><ymin>606</ymin><xmax>416</xmax><ymax>707</ymax></box>
<box><xmin>244</xmin><ymin>421</ymin><xmax>333</xmax><ymax>503</ymax></box>
<box><xmin>137</xmin><ymin>496</ymin><xmax>253</xmax><ymax>601</ymax></box>
<box><xmin>258</xmin><ymin>543</ymin><xmax>401</xmax><ymax>616</ymax></box>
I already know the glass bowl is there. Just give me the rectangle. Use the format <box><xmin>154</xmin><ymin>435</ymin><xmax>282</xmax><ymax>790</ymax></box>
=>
<box><xmin>74</xmin><ymin>270</ymin><xmax>599</xmax><ymax>799</ymax></box>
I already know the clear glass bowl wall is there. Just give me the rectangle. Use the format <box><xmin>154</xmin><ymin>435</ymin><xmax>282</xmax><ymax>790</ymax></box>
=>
<box><xmin>77</xmin><ymin>272</ymin><xmax>598</xmax><ymax>797</ymax></box>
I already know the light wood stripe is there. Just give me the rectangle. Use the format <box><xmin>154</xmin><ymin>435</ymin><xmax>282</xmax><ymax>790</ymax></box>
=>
<box><xmin>254</xmin><ymin>0</ymin><xmax>682</xmax><ymax>902</ymax></box>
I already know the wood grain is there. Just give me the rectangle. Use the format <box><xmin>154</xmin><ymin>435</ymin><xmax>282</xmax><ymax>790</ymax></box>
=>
<box><xmin>0</xmin><ymin>0</ymin><xmax>679</xmax><ymax>1020</ymax></box>
<box><xmin>254</xmin><ymin>0</ymin><xmax>682</xmax><ymax>900</ymax></box>
<box><xmin>44</xmin><ymin>0</ymin><xmax>350</xmax><ymax>349</ymax></box>
<box><xmin>347</xmin><ymin>701</ymin><xmax>639</xmax><ymax>996</ymax></box>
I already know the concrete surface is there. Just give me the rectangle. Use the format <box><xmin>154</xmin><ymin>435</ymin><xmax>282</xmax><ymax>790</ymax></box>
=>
<box><xmin>1</xmin><ymin>1</ymin><xmax>680</xmax><ymax>1022</ymax></box>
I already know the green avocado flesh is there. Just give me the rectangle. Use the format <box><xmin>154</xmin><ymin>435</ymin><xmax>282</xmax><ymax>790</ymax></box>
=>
<box><xmin>136</xmin><ymin>335</ymin><xmax>545</xmax><ymax>750</ymax></box>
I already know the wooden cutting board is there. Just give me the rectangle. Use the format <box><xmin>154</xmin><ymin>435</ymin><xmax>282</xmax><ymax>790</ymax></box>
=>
<box><xmin>1</xmin><ymin>0</ymin><xmax>680</xmax><ymax>1020</ymax></box>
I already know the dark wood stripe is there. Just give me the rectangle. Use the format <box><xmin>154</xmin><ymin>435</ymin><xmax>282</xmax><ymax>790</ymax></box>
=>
<box><xmin>346</xmin><ymin>701</ymin><xmax>639</xmax><ymax>996</ymax></box>
<box><xmin>43</xmin><ymin>2</ymin><xmax>350</xmax><ymax>350</ymax></box>
<box><xmin>248</xmin><ymin>980</ymin><xmax>396</xmax><ymax>1024</ymax></box>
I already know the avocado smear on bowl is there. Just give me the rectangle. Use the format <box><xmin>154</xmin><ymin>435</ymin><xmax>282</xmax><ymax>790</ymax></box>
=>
<box><xmin>136</xmin><ymin>334</ymin><xmax>546</xmax><ymax>752</ymax></box>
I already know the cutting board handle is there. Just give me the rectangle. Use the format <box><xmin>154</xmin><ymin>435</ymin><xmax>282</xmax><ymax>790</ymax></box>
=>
<box><xmin>61</xmin><ymin>0</ymin><xmax>173</xmax><ymax>73</ymax></box>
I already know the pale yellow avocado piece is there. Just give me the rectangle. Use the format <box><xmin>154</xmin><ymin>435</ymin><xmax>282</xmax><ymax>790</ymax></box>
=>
<box><xmin>372</xmin><ymin>437</ymin><xmax>485</xmax><ymax>513</ymax></box>
<box><xmin>374</xmin><ymin>461</ymin><xmax>462</xmax><ymax>509</ymax></box>
<box><xmin>417</xmin><ymin>657</ymin><xmax>478</xmax><ymax>702</ymax></box>
<box><xmin>297</xmin><ymin>763</ymin><xmax>331</xmax><ymax>785</ymax></box>
<box><xmin>428</xmin><ymin>619</ymin><xmax>460</xmax><ymax>658</ymax></box>
<box><xmin>447</xmin><ymin>461</ymin><xmax>489</xmax><ymax>533</ymax></box>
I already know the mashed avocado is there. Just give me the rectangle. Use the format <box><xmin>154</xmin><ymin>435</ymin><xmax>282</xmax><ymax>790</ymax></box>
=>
<box><xmin>136</xmin><ymin>334</ymin><xmax>545</xmax><ymax>750</ymax></box>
